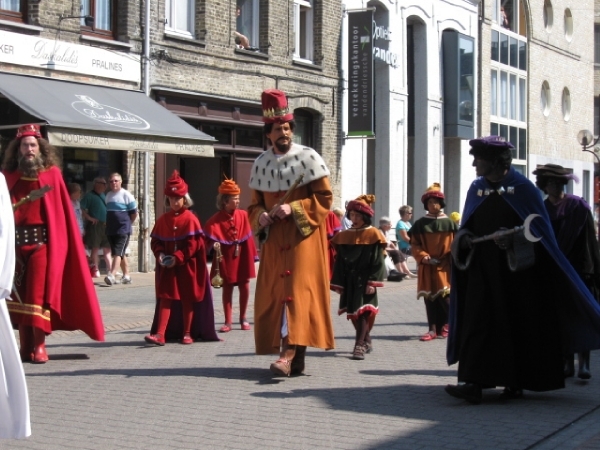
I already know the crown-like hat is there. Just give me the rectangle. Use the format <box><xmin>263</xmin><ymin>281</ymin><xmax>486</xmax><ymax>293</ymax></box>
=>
<box><xmin>15</xmin><ymin>124</ymin><xmax>42</xmax><ymax>140</ymax></box>
<box><xmin>261</xmin><ymin>89</ymin><xmax>294</xmax><ymax>124</ymax></box>
<box><xmin>164</xmin><ymin>170</ymin><xmax>188</xmax><ymax>197</ymax></box>
<box><xmin>347</xmin><ymin>194</ymin><xmax>376</xmax><ymax>217</ymax></box>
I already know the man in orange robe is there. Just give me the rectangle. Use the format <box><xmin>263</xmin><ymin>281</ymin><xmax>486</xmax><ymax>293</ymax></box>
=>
<box><xmin>248</xmin><ymin>89</ymin><xmax>334</xmax><ymax>377</ymax></box>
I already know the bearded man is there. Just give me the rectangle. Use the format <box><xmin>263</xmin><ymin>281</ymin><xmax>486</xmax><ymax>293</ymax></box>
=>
<box><xmin>248</xmin><ymin>89</ymin><xmax>334</xmax><ymax>377</ymax></box>
<box><xmin>2</xmin><ymin>124</ymin><xmax>104</xmax><ymax>363</ymax></box>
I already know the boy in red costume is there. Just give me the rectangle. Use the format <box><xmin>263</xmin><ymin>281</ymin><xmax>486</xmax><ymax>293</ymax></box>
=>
<box><xmin>2</xmin><ymin>124</ymin><xmax>104</xmax><ymax>363</ymax></box>
<box><xmin>204</xmin><ymin>178</ymin><xmax>258</xmax><ymax>332</ymax></box>
<box><xmin>145</xmin><ymin>171</ymin><xmax>219</xmax><ymax>345</ymax></box>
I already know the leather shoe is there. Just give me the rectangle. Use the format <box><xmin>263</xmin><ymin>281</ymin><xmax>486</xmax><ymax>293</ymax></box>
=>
<box><xmin>32</xmin><ymin>344</ymin><xmax>49</xmax><ymax>364</ymax></box>
<box><xmin>445</xmin><ymin>383</ymin><xmax>482</xmax><ymax>404</ymax></box>
<box><xmin>498</xmin><ymin>387</ymin><xmax>523</xmax><ymax>400</ymax></box>
<box><xmin>144</xmin><ymin>334</ymin><xmax>165</xmax><ymax>346</ymax></box>
<box><xmin>420</xmin><ymin>331</ymin><xmax>437</xmax><ymax>341</ymax></box>
<box><xmin>181</xmin><ymin>334</ymin><xmax>193</xmax><ymax>345</ymax></box>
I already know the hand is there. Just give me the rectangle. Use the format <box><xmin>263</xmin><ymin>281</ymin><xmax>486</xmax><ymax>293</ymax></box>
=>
<box><xmin>494</xmin><ymin>228</ymin><xmax>513</xmax><ymax>250</ymax></box>
<box><xmin>365</xmin><ymin>286</ymin><xmax>376</xmax><ymax>295</ymax></box>
<box><xmin>459</xmin><ymin>234</ymin><xmax>473</xmax><ymax>249</ymax></box>
<box><xmin>258</xmin><ymin>212</ymin><xmax>274</xmax><ymax>227</ymax></box>
<box><xmin>213</xmin><ymin>242</ymin><xmax>221</xmax><ymax>251</ymax></box>
<box><xmin>271</xmin><ymin>204</ymin><xmax>292</xmax><ymax>220</ymax></box>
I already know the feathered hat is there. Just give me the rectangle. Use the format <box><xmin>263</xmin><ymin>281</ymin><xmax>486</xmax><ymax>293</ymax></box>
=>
<box><xmin>218</xmin><ymin>177</ymin><xmax>241</xmax><ymax>195</ymax></box>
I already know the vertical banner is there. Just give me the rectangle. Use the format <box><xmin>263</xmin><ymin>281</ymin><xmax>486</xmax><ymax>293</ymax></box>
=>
<box><xmin>347</xmin><ymin>10</ymin><xmax>374</xmax><ymax>138</ymax></box>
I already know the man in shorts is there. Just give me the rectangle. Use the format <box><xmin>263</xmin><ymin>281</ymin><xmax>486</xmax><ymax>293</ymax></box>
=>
<box><xmin>81</xmin><ymin>176</ymin><xmax>112</xmax><ymax>278</ymax></box>
<box><xmin>104</xmin><ymin>173</ymin><xmax>137</xmax><ymax>285</ymax></box>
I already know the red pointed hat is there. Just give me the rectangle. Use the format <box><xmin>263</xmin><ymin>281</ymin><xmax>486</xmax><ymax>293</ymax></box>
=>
<box><xmin>15</xmin><ymin>124</ymin><xmax>42</xmax><ymax>140</ymax></box>
<box><xmin>164</xmin><ymin>170</ymin><xmax>188</xmax><ymax>197</ymax></box>
<box><xmin>347</xmin><ymin>194</ymin><xmax>375</xmax><ymax>217</ymax></box>
<box><xmin>261</xmin><ymin>89</ymin><xmax>294</xmax><ymax>124</ymax></box>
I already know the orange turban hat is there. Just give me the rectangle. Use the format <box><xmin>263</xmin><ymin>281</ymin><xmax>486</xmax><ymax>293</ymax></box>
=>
<box><xmin>218</xmin><ymin>178</ymin><xmax>241</xmax><ymax>195</ymax></box>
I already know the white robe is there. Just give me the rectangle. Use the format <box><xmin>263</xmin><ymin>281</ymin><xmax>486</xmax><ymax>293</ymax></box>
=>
<box><xmin>0</xmin><ymin>172</ymin><xmax>30</xmax><ymax>439</ymax></box>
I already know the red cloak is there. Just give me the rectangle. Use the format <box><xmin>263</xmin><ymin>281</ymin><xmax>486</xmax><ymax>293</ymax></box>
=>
<box><xmin>204</xmin><ymin>209</ymin><xmax>258</xmax><ymax>285</ymax></box>
<box><xmin>150</xmin><ymin>209</ymin><xmax>207</xmax><ymax>301</ymax></box>
<box><xmin>4</xmin><ymin>167</ymin><xmax>104</xmax><ymax>341</ymax></box>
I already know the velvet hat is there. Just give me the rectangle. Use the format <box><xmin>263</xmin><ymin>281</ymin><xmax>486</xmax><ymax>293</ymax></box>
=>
<box><xmin>533</xmin><ymin>163</ymin><xmax>578</xmax><ymax>187</ymax></box>
<box><xmin>218</xmin><ymin>178</ymin><xmax>241</xmax><ymax>195</ymax></box>
<box><xmin>15</xmin><ymin>124</ymin><xmax>42</xmax><ymax>140</ymax></box>
<box><xmin>164</xmin><ymin>170</ymin><xmax>188</xmax><ymax>197</ymax></box>
<box><xmin>421</xmin><ymin>182</ymin><xmax>445</xmax><ymax>209</ymax></box>
<box><xmin>347</xmin><ymin>194</ymin><xmax>376</xmax><ymax>217</ymax></box>
<box><xmin>261</xmin><ymin>89</ymin><xmax>294</xmax><ymax>124</ymax></box>
<box><xmin>468</xmin><ymin>135</ymin><xmax>515</xmax><ymax>159</ymax></box>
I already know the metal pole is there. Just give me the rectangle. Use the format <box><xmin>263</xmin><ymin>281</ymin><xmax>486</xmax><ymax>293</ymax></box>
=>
<box><xmin>141</xmin><ymin>0</ymin><xmax>151</xmax><ymax>272</ymax></box>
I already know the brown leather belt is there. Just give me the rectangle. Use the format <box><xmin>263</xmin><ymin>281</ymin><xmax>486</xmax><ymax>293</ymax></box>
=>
<box><xmin>15</xmin><ymin>225</ymin><xmax>48</xmax><ymax>246</ymax></box>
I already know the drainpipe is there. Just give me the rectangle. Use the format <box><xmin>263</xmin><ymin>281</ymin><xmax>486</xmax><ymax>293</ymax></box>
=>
<box><xmin>141</xmin><ymin>0</ymin><xmax>151</xmax><ymax>272</ymax></box>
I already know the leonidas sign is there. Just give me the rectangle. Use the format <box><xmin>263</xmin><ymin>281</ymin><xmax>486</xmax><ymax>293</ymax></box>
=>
<box><xmin>0</xmin><ymin>30</ymin><xmax>140</xmax><ymax>82</ymax></box>
<box><xmin>48</xmin><ymin>130</ymin><xmax>213</xmax><ymax>156</ymax></box>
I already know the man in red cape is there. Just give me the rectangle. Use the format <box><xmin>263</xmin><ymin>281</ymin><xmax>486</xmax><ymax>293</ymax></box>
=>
<box><xmin>2</xmin><ymin>124</ymin><xmax>104</xmax><ymax>363</ymax></box>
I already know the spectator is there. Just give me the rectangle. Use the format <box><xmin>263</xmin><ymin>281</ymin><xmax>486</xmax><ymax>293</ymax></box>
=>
<box><xmin>68</xmin><ymin>182</ymin><xmax>84</xmax><ymax>236</ymax></box>
<box><xmin>104</xmin><ymin>173</ymin><xmax>137</xmax><ymax>286</ymax></box>
<box><xmin>2</xmin><ymin>124</ymin><xmax>104</xmax><ymax>364</ymax></box>
<box><xmin>81</xmin><ymin>177</ymin><xmax>112</xmax><ymax>278</ymax></box>
<box><xmin>409</xmin><ymin>183</ymin><xmax>457</xmax><ymax>341</ymax></box>
<box><xmin>379</xmin><ymin>216</ymin><xmax>414</xmax><ymax>278</ymax></box>
<box><xmin>395</xmin><ymin>205</ymin><xmax>413</xmax><ymax>257</ymax></box>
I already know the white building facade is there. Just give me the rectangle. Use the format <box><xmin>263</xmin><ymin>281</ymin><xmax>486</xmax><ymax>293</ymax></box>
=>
<box><xmin>340</xmin><ymin>0</ymin><xmax>481</xmax><ymax>220</ymax></box>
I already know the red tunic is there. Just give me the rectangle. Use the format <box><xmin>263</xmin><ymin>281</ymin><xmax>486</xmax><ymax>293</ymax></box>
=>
<box><xmin>204</xmin><ymin>209</ymin><xmax>258</xmax><ymax>285</ymax></box>
<box><xmin>151</xmin><ymin>209</ymin><xmax>207</xmax><ymax>301</ymax></box>
<box><xmin>4</xmin><ymin>167</ymin><xmax>104</xmax><ymax>341</ymax></box>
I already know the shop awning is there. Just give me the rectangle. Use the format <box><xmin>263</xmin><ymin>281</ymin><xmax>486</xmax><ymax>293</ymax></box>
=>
<box><xmin>0</xmin><ymin>72</ymin><xmax>215</xmax><ymax>157</ymax></box>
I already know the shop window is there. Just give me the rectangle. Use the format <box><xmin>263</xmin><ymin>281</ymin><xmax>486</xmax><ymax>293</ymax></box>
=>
<box><xmin>81</xmin><ymin>0</ymin><xmax>116</xmax><ymax>39</ymax></box>
<box><xmin>165</xmin><ymin>0</ymin><xmax>195</xmax><ymax>39</ymax></box>
<box><xmin>293</xmin><ymin>0</ymin><xmax>314</xmax><ymax>62</ymax></box>
<box><xmin>236</xmin><ymin>0</ymin><xmax>259</xmax><ymax>49</ymax></box>
<box><xmin>0</xmin><ymin>0</ymin><xmax>26</xmax><ymax>22</ymax></box>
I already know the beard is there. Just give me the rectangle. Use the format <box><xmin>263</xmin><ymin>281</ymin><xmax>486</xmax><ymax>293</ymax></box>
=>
<box><xmin>273</xmin><ymin>137</ymin><xmax>292</xmax><ymax>154</ymax></box>
<box><xmin>18</xmin><ymin>153</ymin><xmax>45</xmax><ymax>178</ymax></box>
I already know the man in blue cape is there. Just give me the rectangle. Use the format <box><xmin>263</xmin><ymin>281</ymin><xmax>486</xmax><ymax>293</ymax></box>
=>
<box><xmin>446</xmin><ymin>136</ymin><xmax>600</xmax><ymax>404</ymax></box>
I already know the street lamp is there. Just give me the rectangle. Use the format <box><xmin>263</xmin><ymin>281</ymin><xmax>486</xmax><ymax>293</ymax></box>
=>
<box><xmin>577</xmin><ymin>129</ymin><xmax>600</xmax><ymax>165</ymax></box>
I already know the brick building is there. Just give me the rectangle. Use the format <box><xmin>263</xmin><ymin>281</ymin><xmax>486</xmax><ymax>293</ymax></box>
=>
<box><xmin>0</xmin><ymin>0</ymin><xmax>343</xmax><ymax>270</ymax></box>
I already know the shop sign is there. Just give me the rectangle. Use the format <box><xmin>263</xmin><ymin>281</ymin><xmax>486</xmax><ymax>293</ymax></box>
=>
<box><xmin>0</xmin><ymin>30</ymin><xmax>140</xmax><ymax>83</ymax></box>
<box><xmin>47</xmin><ymin>129</ymin><xmax>214</xmax><ymax>157</ymax></box>
<box><xmin>347</xmin><ymin>10</ymin><xmax>374</xmax><ymax>138</ymax></box>
<box><xmin>72</xmin><ymin>95</ymin><xmax>150</xmax><ymax>130</ymax></box>
<box><xmin>372</xmin><ymin>21</ymin><xmax>398</xmax><ymax>68</ymax></box>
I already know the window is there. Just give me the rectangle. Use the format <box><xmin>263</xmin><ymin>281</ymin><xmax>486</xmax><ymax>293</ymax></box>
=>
<box><xmin>293</xmin><ymin>0</ymin><xmax>314</xmax><ymax>62</ymax></box>
<box><xmin>0</xmin><ymin>0</ymin><xmax>26</xmax><ymax>22</ymax></box>
<box><xmin>562</xmin><ymin>87</ymin><xmax>571</xmax><ymax>121</ymax></box>
<box><xmin>564</xmin><ymin>9</ymin><xmax>573</xmax><ymax>42</ymax></box>
<box><xmin>236</xmin><ymin>0</ymin><xmax>259</xmax><ymax>49</ymax></box>
<box><xmin>81</xmin><ymin>0</ymin><xmax>115</xmax><ymax>39</ymax></box>
<box><xmin>543</xmin><ymin>0</ymin><xmax>553</xmax><ymax>32</ymax></box>
<box><xmin>541</xmin><ymin>81</ymin><xmax>551</xmax><ymax>116</ymax></box>
<box><xmin>492</xmin><ymin>0</ymin><xmax>526</xmax><ymax>37</ymax></box>
<box><xmin>165</xmin><ymin>0</ymin><xmax>195</xmax><ymax>38</ymax></box>
<box><xmin>491</xmin><ymin>0</ymin><xmax>527</xmax><ymax>171</ymax></box>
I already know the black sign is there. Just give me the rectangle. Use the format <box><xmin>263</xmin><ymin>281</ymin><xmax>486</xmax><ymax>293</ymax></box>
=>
<box><xmin>347</xmin><ymin>10</ymin><xmax>374</xmax><ymax>138</ymax></box>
